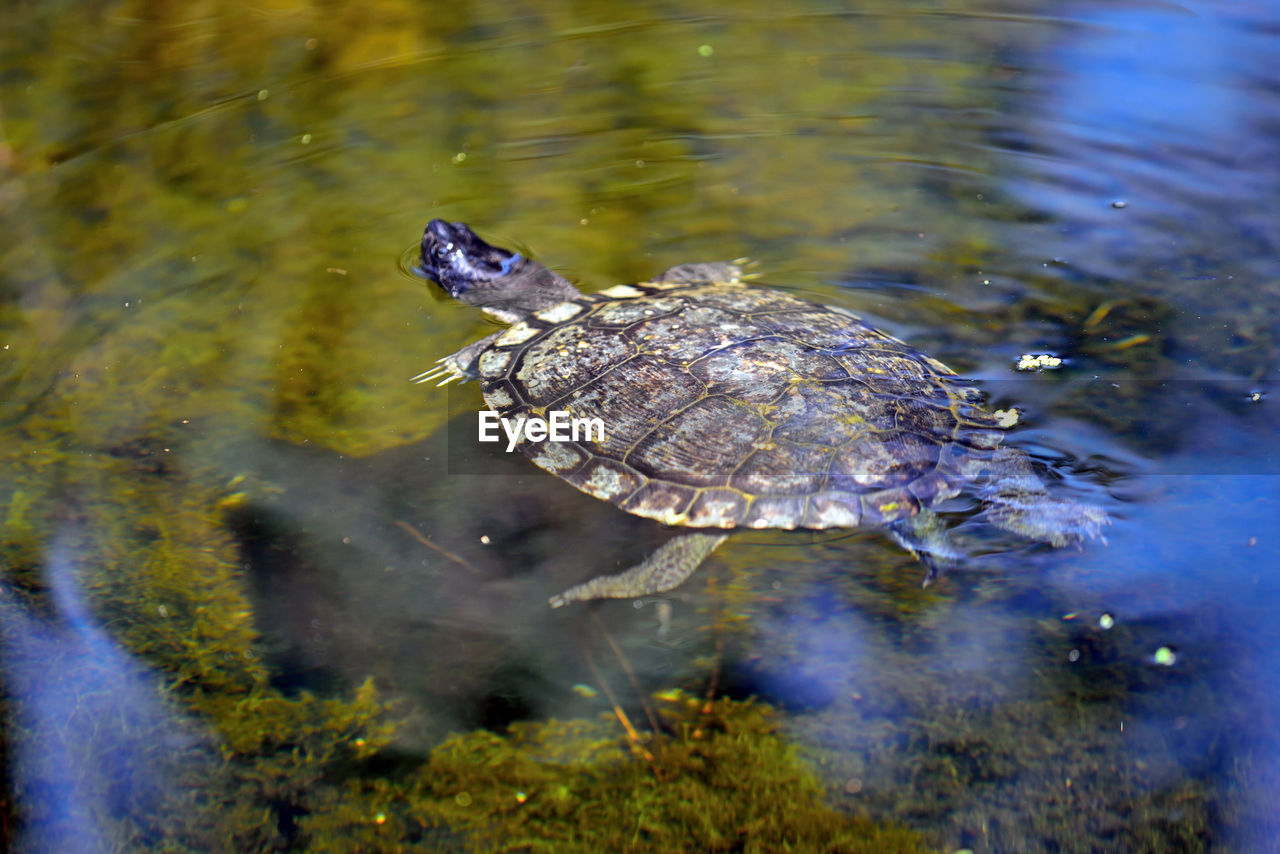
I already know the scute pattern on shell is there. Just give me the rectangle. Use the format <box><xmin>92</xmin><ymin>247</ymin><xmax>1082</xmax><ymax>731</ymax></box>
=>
<box><xmin>478</xmin><ymin>276</ymin><xmax>1010</xmax><ymax>530</ymax></box>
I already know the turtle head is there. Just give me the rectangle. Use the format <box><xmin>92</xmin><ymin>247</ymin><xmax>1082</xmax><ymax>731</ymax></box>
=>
<box><xmin>418</xmin><ymin>219</ymin><xmax>580</xmax><ymax>322</ymax></box>
<box><xmin>419</xmin><ymin>219</ymin><xmax>521</xmax><ymax>298</ymax></box>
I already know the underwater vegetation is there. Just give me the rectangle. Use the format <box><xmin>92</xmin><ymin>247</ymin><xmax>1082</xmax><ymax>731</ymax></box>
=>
<box><xmin>400</xmin><ymin>693</ymin><xmax>928</xmax><ymax>854</ymax></box>
<box><xmin>0</xmin><ymin>408</ymin><xmax>1226</xmax><ymax>852</ymax></box>
<box><xmin>0</xmin><ymin>443</ymin><xmax>924</xmax><ymax>852</ymax></box>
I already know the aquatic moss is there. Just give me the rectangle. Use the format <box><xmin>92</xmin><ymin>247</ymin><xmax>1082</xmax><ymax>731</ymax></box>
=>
<box><xmin>1</xmin><ymin>491</ymin><xmax>44</xmax><ymax>597</ymax></box>
<box><xmin>202</xmin><ymin>678</ymin><xmax>405</xmax><ymax>852</ymax></box>
<box><xmin>0</xmin><ymin>418</ymin><xmax>404</xmax><ymax>849</ymax></box>
<box><xmin>170</xmin><ymin>686</ymin><xmax>930</xmax><ymax>853</ymax></box>
<box><xmin>398</xmin><ymin>694</ymin><xmax>929</xmax><ymax>854</ymax></box>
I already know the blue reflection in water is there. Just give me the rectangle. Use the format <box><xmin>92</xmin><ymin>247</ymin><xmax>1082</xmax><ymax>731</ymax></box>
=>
<box><xmin>1007</xmin><ymin>3</ymin><xmax>1280</xmax><ymax>277</ymax></box>
<box><xmin>1</xmin><ymin>531</ymin><xmax>192</xmax><ymax>852</ymax></box>
<box><xmin>1023</xmin><ymin>5</ymin><xmax>1280</xmax><ymax>847</ymax></box>
<box><xmin>1051</xmin><ymin>6</ymin><xmax>1252</xmax><ymax>141</ymax></box>
<box><xmin>1053</xmin><ymin>466</ymin><xmax>1280</xmax><ymax>849</ymax></box>
<box><xmin>735</xmin><ymin>596</ymin><xmax>872</xmax><ymax>713</ymax></box>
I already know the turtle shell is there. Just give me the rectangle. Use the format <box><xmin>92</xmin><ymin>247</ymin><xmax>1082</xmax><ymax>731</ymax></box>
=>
<box><xmin>476</xmin><ymin>274</ymin><xmax>1009</xmax><ymax>531</ymax></box>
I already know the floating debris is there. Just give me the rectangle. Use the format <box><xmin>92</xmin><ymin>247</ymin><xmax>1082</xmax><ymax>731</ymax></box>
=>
<box><xmin>993</xmin><ymin>408</ymin><xmax>1020</xmax><ymax>428</ymax></box>
<box><xmin>1083</xmin><ymin>301</ymin><xmax>1117</xmax><ymax>329</ymax></box>
<box><xmin>1105</xmin><ymin>334</ymin><xmax>1151</xmax><ymax>351</ymax></box>
<box><xmin>1016</xmin><ymin>353</ymin><xmax>1063</xmax><ymax>371</ymax></box>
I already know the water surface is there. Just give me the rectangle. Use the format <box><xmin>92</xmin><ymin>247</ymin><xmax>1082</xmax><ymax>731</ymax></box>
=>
<box><xmin>2</xmin><ymin>0</ymin><xmax>1277</xmax><ymax>851</ymax></box>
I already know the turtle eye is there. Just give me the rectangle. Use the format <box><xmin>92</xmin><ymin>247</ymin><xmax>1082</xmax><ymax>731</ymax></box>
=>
<box><xmin>433</xmin><ymin>242</ymin><xmax>453</xmax><ymax>260</ymax></box>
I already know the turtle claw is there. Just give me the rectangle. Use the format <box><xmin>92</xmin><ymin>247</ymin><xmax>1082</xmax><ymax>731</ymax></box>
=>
<box><xmin>409</xmin><ymin>368</ymin><xmax>442</xmax><ymax>383</ymax></box>
<box><xmin>411</xmin><ymin>357</ymin><xmax>470</xmax><ymax>386</ymax></box>
<box><xmin>414</xmin><ymin>333</ymin><xmax>502</xmax><ymax>386</ymax></box>
<box><xmin>410</xmin><ymin>359</ymin><xmax>448</xmax><ymax>384</ymax></box>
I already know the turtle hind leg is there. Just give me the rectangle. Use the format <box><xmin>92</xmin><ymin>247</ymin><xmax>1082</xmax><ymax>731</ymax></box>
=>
<box><xmin>975</xmin><ymin>447</ymin><xmax>1110</xmax><ymax>547</ymax></box>
<box><xmin>549</xmin><ymin>532</ymin><xmax>728</xmax><ymax>608</ymax></box>
<box><xmin>888</xmin><ymin>509</ymin><xmax>961</xmax><ymax>587</ymax></box>
<box><xmin>985</xmin><ymin>490</ymin><xmax>1109</xmax><ymax>546</ymax></box>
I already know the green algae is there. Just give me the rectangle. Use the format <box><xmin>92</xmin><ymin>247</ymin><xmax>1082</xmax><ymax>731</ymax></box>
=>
<box><xmin>204</xmin><ymin>679</ymin><xmax>403</xmax><ymax>852</ymax></box>
<box><xmin>0</xmin><ymin>463</ymin><xmax>400</xmax><ymax>851</ymax></box>
<box><xmin>0</xmin><ymin>491</ymin><xmax>41</xmax><ymax>593</ymax></box>
<box><xmin>400</xmin><ymin>694</ymin><xmax>929</xmax><ymax>854</ymax></box>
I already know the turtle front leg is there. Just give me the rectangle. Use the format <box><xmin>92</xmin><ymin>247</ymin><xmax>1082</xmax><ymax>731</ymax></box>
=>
<box><xmin>411</xmin><ymin>332</ymin><xmax>502</xmax><ymax>386</ymax></box>
<box><xmin>549</xmin><ymin>532</ymin><xmax>729</xmax><ymax>608</ymax></box>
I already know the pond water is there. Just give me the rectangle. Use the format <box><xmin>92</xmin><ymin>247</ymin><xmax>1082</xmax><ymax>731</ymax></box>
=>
<box><xmin>2</xmin><ymin>0</ymin><xmax>1277</xmax><ymax>851</ymax></box>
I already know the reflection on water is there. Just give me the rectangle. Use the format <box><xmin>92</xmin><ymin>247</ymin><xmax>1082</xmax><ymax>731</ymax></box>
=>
<box><xmin>2</xmin><ymin>0</ymin><xmax>1278</xmax><ymax>850</ymax></box>
<box><xmin>1</xmin><ymin>529</ymin><xmax>203</xmax><ymax>852</ymax></box>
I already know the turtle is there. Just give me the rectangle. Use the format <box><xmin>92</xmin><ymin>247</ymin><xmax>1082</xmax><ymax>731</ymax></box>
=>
<box><xmin>414</xmin><ymin>219</ymin><xmax>1107</xmax><ymax>607</ymax></box>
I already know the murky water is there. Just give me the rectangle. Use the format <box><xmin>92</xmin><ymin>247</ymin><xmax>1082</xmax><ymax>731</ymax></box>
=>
<box><xmin>2</xmin><ymin>0</ymin><xmax>1277</xmax><ymax>851</ymax></box>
